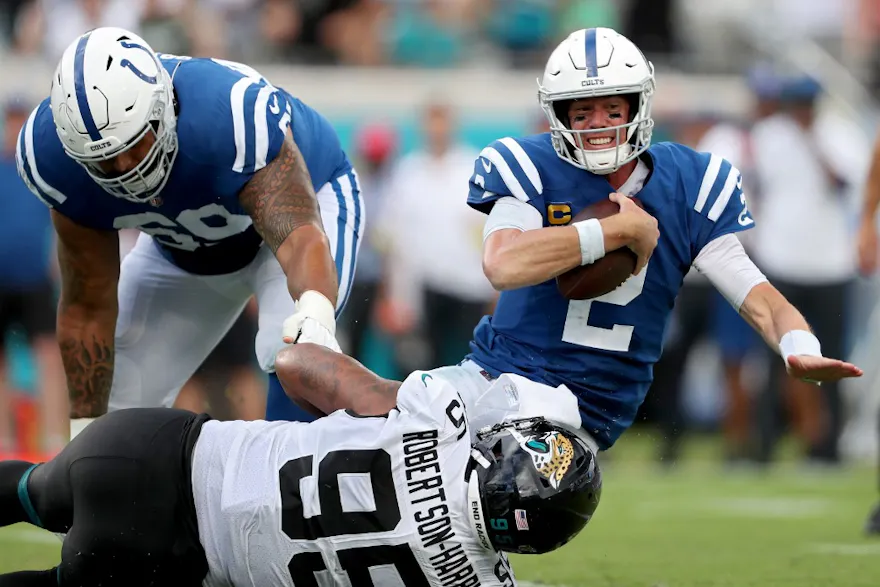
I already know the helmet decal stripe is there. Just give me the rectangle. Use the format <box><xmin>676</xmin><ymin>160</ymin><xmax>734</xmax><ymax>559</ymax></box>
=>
<box><xmin>73</xmin><ymin>32</ymin><xmax>102</xmax><ymax>141</ymax></box>
<box><xmin>583</xmin><ymin>28</ymin><xmax>598</xmax><ymax>77</ymax></box>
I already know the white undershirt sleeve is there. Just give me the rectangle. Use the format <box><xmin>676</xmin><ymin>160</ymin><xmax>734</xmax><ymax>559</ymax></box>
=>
<box><xmin>482</xmin><ymin>196</ymin><xmax>544</xmax><ymax>241</ymax></box>
<box><xmin>693</xmin><ymin>233</ymin><xmax>768</xmax><ymax>311</ymax></box>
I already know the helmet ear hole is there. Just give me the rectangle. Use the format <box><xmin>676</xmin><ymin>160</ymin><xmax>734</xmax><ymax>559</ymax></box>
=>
<box><xmin>552</xmin><ymin>100</ymin><xmax>573</xmax><ymax>128</ymax></box>
<box><xmin>491</xmin><ymin>439</ymin><xmax>504</xmax><ymax>459</ymax></box>
<box><xmin>625</xmin><ymin>94</ymin><xmax>639</xmax><ymax>122</ymax></box>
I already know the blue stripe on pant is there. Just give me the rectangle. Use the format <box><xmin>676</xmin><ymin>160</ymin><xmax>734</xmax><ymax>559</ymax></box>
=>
<box><xmin>266</xmin><ymin>371</ymin><xmax>314</xmax><ymax>422</ymax></box>
<box><xmin>265</xmin><ymin>169</ymin><xmax>363</xmax><ymax>422</ymax></box>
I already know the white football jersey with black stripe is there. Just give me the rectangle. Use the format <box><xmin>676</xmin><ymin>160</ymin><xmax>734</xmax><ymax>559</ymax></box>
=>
<box><xmin>191</xmin><ymin>371</ymin><xmax>517</xmax><ymax>587</ymax></box>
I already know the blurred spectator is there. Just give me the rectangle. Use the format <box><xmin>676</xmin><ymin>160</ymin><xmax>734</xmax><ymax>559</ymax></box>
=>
<box><xmin>258</xmin><ymin>0</ymin><xmax>303</xmax><ymax>59</ymax></box>
<box><xmin>751</xmin><ymin>75</ymin><xmax>867</xmax><ymax>465</ymax></box>
<box><xmin>319</xmin><ymin>0</ymin><xmax>387</xmax><ymax>65</ymax></box>
<box><xmin>696</xmin><ymin>66</ymin><xmax>783</xmax><ymax>464</ymax></box>
<box><xmin>15</xmin><ymin>0</ymin><xmax>148</xmax><ymax>63</ymax></box>
<box><xmin>647</xmin><ymin>113</ymin><xmax>724</xmax><ymax>466</ymax></box>
<box><xmin>338</xmin><ymin>122</ymin><xmax>397</xmax><ymax>363</ymax></box>
<box><xmin>378</xmin><ymin>99</ymin><xmax>496</xmax><ymax>372</ymax></box>
<box><xmin>483</xmin><ymin>0</ymin><xmax>556</xmax><ymax>69</ymax></box>
<box><xmin>768</xmin><ymin>0</ymin><xmax>858</xmax><ymax>60</ymax></box>
<box><xmin>649</xmin><ymin>65</ymin><xmax>783</xmax><ymax>466</ymax></box>
<box><xmin>853</xmin><ymin>0</ymin><xmax>880</xmax><ymax>97</ymax></box>
<box><xmin>138</xmin><ymin>0</ymin><xmax>194</xmax><ymax>56</ymax></box>
<box><xmin>0</xmin><ymin>0</ymin><xmax>30</xmax><ymax>48</ymax></box>
<box><xmin>0</xmin><ymin>95</ymin><xmax>67</xmax><ymax>454</ymax></box>
<box><xmin>260</xmin><ymin>0</ymin><xmax>386</xmax><ymax>65</ymax></box>
<box><xmin>623</xmin><ymin>0</ymin><xmax>674</xmax><ymax>58</ymax></box>
<box><xmin>386</xmin><ymin>0</ymin><xmax>468</xmax><ymax>67</ymax></box>
<box><xmin>556</xmin><ymin>0</ymin><xmax>618</xmax><ymax>37</ymax></box>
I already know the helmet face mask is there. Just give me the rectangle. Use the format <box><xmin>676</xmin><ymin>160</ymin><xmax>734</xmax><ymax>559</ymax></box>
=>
<box><xmin>51</xmin><ymin>27</ymin><xmax>178</xmax><ymax>203</ymax></box>
<box><xmin>467</xmin><ymin>417</ymin><xmax>602</xmax><ymax>555</ymax></box>
<box><xmin>537</xmin><ymin>27</ymin><xmax>655</xmax><ymax>175</ymax></box>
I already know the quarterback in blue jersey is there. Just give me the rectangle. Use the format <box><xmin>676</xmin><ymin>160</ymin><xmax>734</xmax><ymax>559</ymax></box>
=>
<box><xmin>15</xmin><ymin>27</ymin><xmax>363</xmax><ymax>434</ymax></box>
<box><xmin>425</xmin><ymin>28</ymin><xmax>862</xmax><ymax>451</ymax></box>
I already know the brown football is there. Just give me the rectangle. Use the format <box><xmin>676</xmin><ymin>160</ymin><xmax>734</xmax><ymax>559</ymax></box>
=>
<box><xmin>556</xmin><ymin>197</ymin><xmax>641</xmax><ymax>300</ymax></box>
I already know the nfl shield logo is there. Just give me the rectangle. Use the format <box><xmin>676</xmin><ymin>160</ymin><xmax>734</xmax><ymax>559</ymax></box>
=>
<box><xmin>515</xmin><ymin>509</ymin><xmax>529</xmax><ymax>531</ymax></box>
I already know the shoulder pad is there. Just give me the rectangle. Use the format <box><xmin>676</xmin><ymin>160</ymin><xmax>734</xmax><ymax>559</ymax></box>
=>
<box><xmin>468</xmin><ymin>136</ymin><xmax>545</xmax><ymax>213</ymax></box>
<box><xmin>173</xmin><ymin>58</ymin><xmax>291</xmax><ymax>176</ymax></box>
<box><xmin>16</xmin><ymin>100</ymin><xmax>72</xmax><ymax>209</ymax></box>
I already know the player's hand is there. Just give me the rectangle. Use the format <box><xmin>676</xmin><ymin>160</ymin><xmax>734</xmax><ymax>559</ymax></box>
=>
<box><xmin>293</xmin><ymin>318</ymin><xmax>342</xmax><ymax>352</ymax></box>
<box><xmin>857</xmin><ymin>219</ymin><xmax>879</xmax><ymax>276</ymax></box>
<box><xmin>282</xmin><ymin>290</ymin><xmax>341</xmax><ymax>353</ymax></box>
<box><xmin>785</xmin><ymin>355</ymin><xmax>863</xmax><ymax>383</ymax></box>
<box><xmin>610</xmin><ymin>192</ymin><xmax>659</xmax><ymax>275</ymax></box>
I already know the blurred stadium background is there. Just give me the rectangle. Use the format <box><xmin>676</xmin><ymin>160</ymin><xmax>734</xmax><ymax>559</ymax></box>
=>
<box><xmin>2</xmin><ymin>0</ymin><xmax>880</xmax><ymax>585</ymax></box>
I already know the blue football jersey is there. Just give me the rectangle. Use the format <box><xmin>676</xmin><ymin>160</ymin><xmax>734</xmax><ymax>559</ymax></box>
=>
<box><xmin>16</xmin><ymin>55</ymin><xmax>351</xmax><ymax>275</ymax></box>
<box><xmin>465</xmin><ymin>134</ymin><xmax>754</xmax><ymax>450</ymax></box>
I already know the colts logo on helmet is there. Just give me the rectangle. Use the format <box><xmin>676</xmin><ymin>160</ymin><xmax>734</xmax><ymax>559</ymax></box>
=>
<box><xmin>513</xmin><ymin>430</ymin><xmax>574</xmax><ymax>489</ymax></box>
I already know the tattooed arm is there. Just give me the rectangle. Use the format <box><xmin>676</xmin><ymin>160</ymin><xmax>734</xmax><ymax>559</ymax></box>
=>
<box><xmin>274</xmin><ymin>343</ymin><xmax>401</xmax><ymax>416</ymax></box>
<box><xmin>237</xmin><ymin>130</ymin><xmax>338</xmax><ymax>305</ymax></box>
<box><xmin>52</xmin><ymin>210</ymin><xmax>120</xmax><ymax>419</ymax></box>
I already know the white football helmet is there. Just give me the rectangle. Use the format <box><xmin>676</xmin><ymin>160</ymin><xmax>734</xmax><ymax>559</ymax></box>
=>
<box><xmin>538</xmin><ymin>28</ymin><xmax>655</xmax><ymax>175</ymax></box>
<box><xmin>51</xmin><ymin>27</ymin><xmax>178</xmax><ymax>202</ymax></box>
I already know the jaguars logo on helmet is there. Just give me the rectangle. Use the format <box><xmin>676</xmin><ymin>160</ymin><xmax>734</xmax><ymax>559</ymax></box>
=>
<box><xmin>511</xmin><ymin>428</ymin><xmax>574</xmax><ymax>490</ymax></box>
<box><xmin>467</xmin><ymin>417</ymin><xmax>601</xmax><ymax>555</ymax></box>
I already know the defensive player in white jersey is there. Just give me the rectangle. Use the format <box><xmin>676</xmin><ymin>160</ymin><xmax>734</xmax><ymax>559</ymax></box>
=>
<box><xmin>0</xmin><ymin>344</ymin><xmax>601</xmax><ymax>587</ymax></box>
<box><xmin>15</xmin><ymin>27</ymin><xmax>362</xmax><ymax>433</ymax></box>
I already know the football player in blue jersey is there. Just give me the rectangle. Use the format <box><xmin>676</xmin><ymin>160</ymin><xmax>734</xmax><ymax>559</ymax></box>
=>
<box><xmin>15</xmin><ymin>27</ymin><xmax>363</xmax><ymax>436</ymax></box>
<box><xmin>422</xmin><ymin>27</ymin><xmax>863</xmax><ymax>452</ymax></box>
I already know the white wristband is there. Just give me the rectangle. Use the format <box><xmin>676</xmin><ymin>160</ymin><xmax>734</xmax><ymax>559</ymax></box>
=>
<box><xmin>70</xmin><ymin>417</ymin><xmax>97</xmax><ymax>441</ymax></box>
<box><xmin>297</xmin><ymin>290</ymin><xmax>337</xmax><ymax>336</ymax></box>
<box><xmin>778</xmin><ymin>330</ymin><xmax>822</xmax><ymax>365</ymax></box>
<box><xmin>573</xmin><ymin>218</ymin><xmax>605</xmax><ymax>265</ymax></box>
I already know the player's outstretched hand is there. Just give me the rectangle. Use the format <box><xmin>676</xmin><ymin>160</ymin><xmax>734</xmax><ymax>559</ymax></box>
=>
<box><xmin>609</xmin><ymin>192</ymin><xmax>659</xmax><ymax>275</ymax></box>
<box><xmin>786</xmin><ymin>355</ymin><xmax>863</xmax><ymax>383</ymax></box>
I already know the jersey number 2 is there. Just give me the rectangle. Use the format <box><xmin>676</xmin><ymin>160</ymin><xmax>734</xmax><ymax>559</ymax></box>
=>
<box><xmin>561</xmin><ymin>265</ymin><xmax>648</xmax><ymax>352</ymax></box>
<box><xmin>279</xmin><ymin>448</ymin><xmax>430</xmax><ymax>587</ymax></box>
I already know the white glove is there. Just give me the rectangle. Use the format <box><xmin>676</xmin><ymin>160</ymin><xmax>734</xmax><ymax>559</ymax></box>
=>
<box><xmin>282</xmin><ymin>290</ymin><xmax>341</xmax><ymax>353</ymax></box>
<box><xmin>69</xmin><ymin>417</ymin><xmax>97</xmax><ymax>441</ymax></box>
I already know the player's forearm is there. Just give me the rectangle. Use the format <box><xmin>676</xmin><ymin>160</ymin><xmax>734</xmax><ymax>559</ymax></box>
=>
<box><xmin>275</xmin><ymin>343</ymin><xmax>400</xmax><ymax>415</ymax></box>
<box><xmin>484</xmin><ymin>218</ymin><xmax>633</xmax><ymax>290</ymax></box>
<box><xmin>483</xmin><ymin>226</ymin><xmax>583</xmax><ymax>290</ymax></box>
<box><xmin>739</xmin><ymin>283</ymin><xmax>810</xmax><ymax>352</ymax></box>
<box><xmin>56</xmin><ymin>299</ymin><xmax>117</xmax><ymax>418</ymax></box>
<box><xmin>275</xmin><ymin>224</ymin><xmax>338</xmax><ymax>304</ymax></box>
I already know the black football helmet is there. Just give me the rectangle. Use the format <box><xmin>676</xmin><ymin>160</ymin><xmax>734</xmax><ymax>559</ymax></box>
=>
<box><xmin>466</xmin><ymin>417</ymin><xmax>601</xmax><ymax>555</ymax></box>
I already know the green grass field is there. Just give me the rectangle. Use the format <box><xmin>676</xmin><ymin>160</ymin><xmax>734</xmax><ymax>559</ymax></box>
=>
<box><xmin>1</xmin><ymin>433</ymin><xmax>879</xmax><ymax>586</ymax></box>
